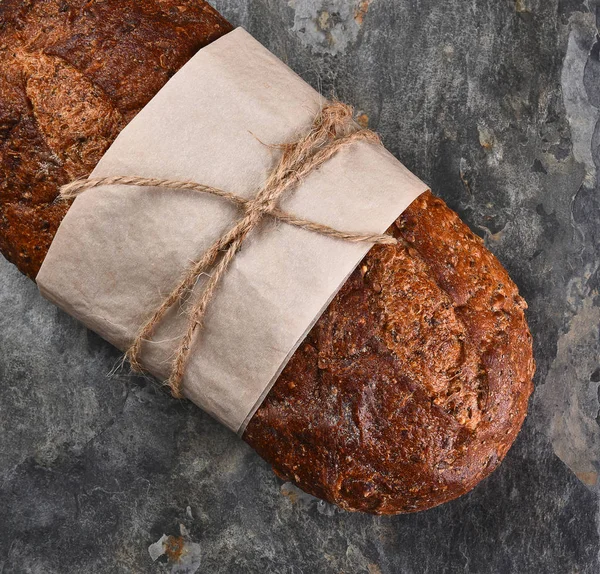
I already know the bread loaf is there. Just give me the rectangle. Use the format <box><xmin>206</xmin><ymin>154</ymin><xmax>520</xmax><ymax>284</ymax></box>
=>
<box><xmin>0</xmin><ymin>1</ymin><xmax>534</xmax><ymax>514</ymax></box>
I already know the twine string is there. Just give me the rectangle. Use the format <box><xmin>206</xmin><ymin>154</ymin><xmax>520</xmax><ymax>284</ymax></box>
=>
<box><xmin>60</xmin><ymin>102</ymin><xmax>397</xmax><ymax>399</ymax></box>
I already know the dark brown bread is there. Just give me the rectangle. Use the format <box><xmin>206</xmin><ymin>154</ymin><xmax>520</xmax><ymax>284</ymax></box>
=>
<box><xmin>0</xmin><ymin>1</ymin><xmax>534</xmax><ymax>514</ymax></box>
<box><xmin>245</xmin><ymin>191</ymin><xmax>534</xmax><ymax>513</ymax></box>
<box><xmin>0</xmin><ymin>0</ymin><xmax>232</xmax><ymax>278</ymax></box>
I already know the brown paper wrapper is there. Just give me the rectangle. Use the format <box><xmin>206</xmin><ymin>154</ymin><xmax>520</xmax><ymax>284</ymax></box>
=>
<box><xmin>37</xmin><ymin>28</ymin><xmax>429</xmax><ymax>434</ymax></box>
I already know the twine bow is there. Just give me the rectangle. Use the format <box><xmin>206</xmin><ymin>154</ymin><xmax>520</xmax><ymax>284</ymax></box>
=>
<box><xmin>60</xmin><ymin>102</ymin><xmax>397</xmax><ymax>399</ymax></box>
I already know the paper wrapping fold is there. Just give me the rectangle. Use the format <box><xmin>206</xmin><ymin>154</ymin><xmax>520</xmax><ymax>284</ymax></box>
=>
<box><xmin>36</xmin><ymin>28</ymin><xmax>429</xmax><ymax>434</ymax></box>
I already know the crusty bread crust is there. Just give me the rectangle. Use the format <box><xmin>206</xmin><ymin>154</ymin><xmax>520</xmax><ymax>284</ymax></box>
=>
<box><xmin>0</xmin><ymin>2</ymin><xmax>534</xmax><ymax>514</ymax></box>
<box><xmin>0</xmin><ymin>0</ymin><xmax>232</xmax><ymax>278</ymax></box>
<box><xmin>245</xmin><ymin>191</ymin><xmax>534</xmax><ymax>513</ymax></box>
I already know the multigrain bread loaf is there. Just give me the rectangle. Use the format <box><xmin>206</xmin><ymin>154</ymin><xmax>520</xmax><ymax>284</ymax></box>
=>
<box><xmin>0</xmin><ymin>1</ymin><xmax>534</xmax><ymax>514</ymax></box>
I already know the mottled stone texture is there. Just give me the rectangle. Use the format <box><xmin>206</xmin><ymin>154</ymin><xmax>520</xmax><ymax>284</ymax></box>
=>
<box><xmin>1</xmin><ymin>0</ymin><xmax>599</xmax><ymax>572</ymax></box>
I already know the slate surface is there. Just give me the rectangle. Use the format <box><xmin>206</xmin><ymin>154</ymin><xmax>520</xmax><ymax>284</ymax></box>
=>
<box><xmin>1</xmin><ymin>0</ymin><xmax>599</xmax><ymax>572</ymax></box>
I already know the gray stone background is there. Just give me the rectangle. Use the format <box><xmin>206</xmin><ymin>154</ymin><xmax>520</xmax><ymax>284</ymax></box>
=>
<box><xmin>1</xmin><ymin>0</ymin><xmax>600</xmax><ymax>572</ymax></box>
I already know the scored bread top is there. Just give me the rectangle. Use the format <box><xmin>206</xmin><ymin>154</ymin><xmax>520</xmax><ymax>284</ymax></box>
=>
<box><xmin>245</xmin><ymin>191</ymin><xmax>534</xmax><ymax>513</ymax></box>
<box><xmin>0</xmin><ymin>0</ymin><xmax>232</xmax><ymax>278</ymax></box>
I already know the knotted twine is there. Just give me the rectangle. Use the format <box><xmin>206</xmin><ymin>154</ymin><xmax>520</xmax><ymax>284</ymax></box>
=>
<box><xmin>60</xmin><ymin>102</ymin><xmax>398</xmax><ymax>399</ymax></box>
